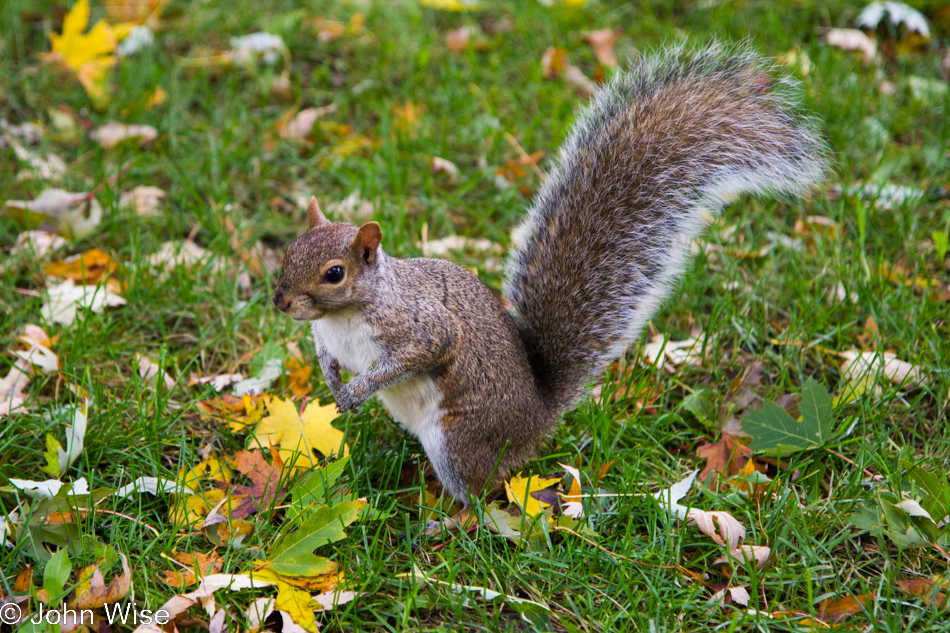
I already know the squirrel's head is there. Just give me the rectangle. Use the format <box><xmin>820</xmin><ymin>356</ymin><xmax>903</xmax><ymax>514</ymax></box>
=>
<box><xmin>272</xmin><ymin>197</ymin><xmax>383</xmax><ymax>321</ymax></box>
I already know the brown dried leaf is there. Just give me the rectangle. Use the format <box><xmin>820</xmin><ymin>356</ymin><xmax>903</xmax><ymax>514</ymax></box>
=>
<box><xmin>161</xmin><ymin>551</ymin><xmax>224</xmax><ymax>588</ymax></box>
<box><xmin>445</xmin><ymin>26</ymin><xmax>472</xmax><ymax>53</ymax></box>
<box><xmin>583</xmin><ymin>29</ymin><xmax>617</xmax><ymax>68</ymax></box>
<box><xmin>697</xmin><ymin>435</ymin><xmax>751</xmax><ymax>485</ymax></box>
<box><xmin>564</xmin><ymin>65</ymin><xmax>597</xmax><ymax>97</ymax></box>
<box><xmin>896</xmin><ymin>576</ymin><xmax>948</xmax><ymax>607</ymax></box>
<box><xmin>818</xmin><ymin>593</ymin><xmax>874</xmax><ymax>623</ymax></box>
<box><xmin>69</xmin><ymin>554</ymin><xmax>131</xmax><ymax>609</ymax></box>
<box><xmin>823</xmin><ymin>28</ymin><xmax>877</xmax><ymax>63</ymax></box>
<box><xmin>541</xmin><ymin>47</ymin><xmax>568</xmax><ymax>77</ymax></box>
<box><xmin>216</xmin><ymin>449</ymin><xmax>288</xmax><ymax>519</ymax></box>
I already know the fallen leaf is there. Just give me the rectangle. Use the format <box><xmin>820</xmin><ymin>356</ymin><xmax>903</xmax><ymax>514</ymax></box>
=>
<box><xmin>275</xmin><ymin>104</ymin><xmax>337</xmax><ymax>142</ymax></box>
<box><xmin>823</xmin><ymin>28</ymin><xmax>877</xmax><ymax>63</ymax></box>
<box><xmin>4</xmin><ymin>134</ymin><xmax>67</xmax><ymax>181</ymax></box>
<box><xmin>12</xmin><ymin>324</ymin><xmax>59</xmax><ymax>374</ymax></box>
<box><xmin>252</xmin><ymin>397</ymin><xmax>348</xmax><ymax>466</ymax></box>
<box><xmin>840</xmin><ymin>350</ymin><xmax>926</xmax><ymax>395</ymax></box>
<box><xmin>896</xmin><ymin>576</ymin><xmax>948</xmax><ymax>607</ymax></box>
<box><xmin>285</xmin><ymin>356</ymin><xmax>312</xmax><ymax>398</ymax></box>
<box><xmin>697</xmin><ymin>434</ymin><xmax>752</xmax><ymax>485</ymax></box>
<box><xmin>42</xmin><ymin>279</ymin><xmax>126</xmax><ymax>326</ymax></box>
<box><xmin>908</xmin><ymin>76</ymin><xmax>949</xmax><ymax>102</ymax></box>
<box><xmin>69</xmin><ymin>553</ymin><xmax>131</xmax><ymax>609</ymax></box>
<box><xmin>230</xmin><ymin>32</ymin><xmax>287</xmax><ymax>66</ymax></box>
<box><xmin>420</xmin><ymin>235</ymin><xmax>503</xmax><ymax>258</ymax></box>
<box><xmin>162</xmin><ymin>552</ymin><xmax>223</xmax><ymax>588</ymax></box>
<box><xmin>102</xmin><ymin>0</ymin><xmax>168</xmax><ymax>26</ymax></box>
<box><xmin>641</xmin><ymin>332</ymin><xmax>707</xmax><ymax>370</ymax></box>
<box><xmin>420</xmin><ymin>0</ymin><xmax>483</xmax><ymax>10</ymax></box>
<box><xmin>275</xmin><ymin>584</ymin><xmax>319</xmax><ymax>633</ymax></box>
<box><xmin>559</xmin><ymin>462</ymin><xmax>583</xmax><ymax>518</ymax></box>
<box><xmin>392</xmin><ymin>101</ymin><xmax>423</xmax><ymax>136</ymax></box>
<box><xmin>430</xmin><ymin>156</ymin><xmax>459</xmax><ymax>183</ymax></box>
<box><xmin>41</xmin><ymin>402</ymin><xmax>88</xmax><ymax>477</ymax></box>
<box><xmin>190</xmin><ymin>373</ymin><xmax>246</xmax><ymax>392</ymax></box>
<box><xmin>583</xmin><ymin>29</ymin><xmax>618</xmax><ymax>68</ymax></box>
<box><xmin>169</xmin><ymin>489</ymin><xmax>228</xmax><ymax>529</ymax></box>
<box><xmin>445</xmin><ymin>26</ymin><xmax>472</xmax><ymax>53</ymax></box>
<box><xmin>42</xmin><ymin>0</ymin><xmax>135</xmax><ymax>102</ymax></box>
<box><xmin>312</xmin><ymin>589</ymin><xmax>358</xmax><ymax>611</ymax></box>
<box><xmin>326</xmin><ymin>190</ymin><xmax>374</xmax><ymax>223</ymax></box>
<box><xmin>856</xmin><ymin>2</ymin><xmax>930</xmax><ymax>37</ymax></box>
<box><xmin>818</xmin><ymin>593</ymin><xmax>874</xmax><ymax>623</ymax></box>
<box><xmin>708</xmin><ymin>585</ymin><xmax>751</xmax><ymax>608</ymax></box>
<box><xmin>10</xmin><ymin>231</ymin><xmax>67</xmax><ymax>259</ymax></box>
<box><xmin>564</xmin><ymin>64</ymin><xmax>598</xmax><ymax>96</ymax></box>
<box><xmin>541</xmin><ymin>47</ymin><xmax>568</xmax><ymax>78</ymax></box>
<box><xmin>136</xmin><ymin>353</ymin><xmax>176</xmax><ymax>390</ymax></box>
<box><xmin>115</xmin><ymin>476</ymin><xmax>188</xmax><ymax>497</ymax></box>
<box><xmin>505</xmin><ymin>472</ymin><xmax>561</xmax><ymax>519</ymax></box>
<box><xmin>713</xmin><ymin>545</ymin><xmax>771</xmax><ymax>570</ymax></box>
<box><xmin>215</xmin><ymin>449</ymin><xmax>288</xmax><ymax>520</ymax></box>
<box><xmin>246</xmin><ymin>597</ymin><xmax>276</xmax><ymax>632</ymax></box>
<box><xmin>742</xmin><ymin>378</ymin><xmax>834</xmax><ymax>455</ymax></box>
<box><xmin>130</xmin><ymin>573</ymin><xmax>274</xmax><ymax>632</ymax></box>
<box><xmin>90</xmin><ymin>122</ymin><xmax>158</xmax><ymax>149</ymax></box>
<box><xmin>5</xmin><ymin>189</ymin><xmax>103</xmax><ymax>238</ymax></box>
<box><xmin>45</xmin><ymin>248</ymin><xmax>117</xmax><ymax>285</ymax></box>
<box><xmin>8</xmin><ymin>477</ymin><xmax>89</xmax><ymax>498</ymax></box>
<box><xmin>146</xmin><ymin>240</ymin><xmax>213</xmax><ymax>271</ymax></box>
<box><xmin>687</xmin><ymin>510</ymin><xmax>746</xmax><ymax>549</ymax></box>
<box><xmin>119</xmin><ymin>185</ymin><xmax>165</xmax><ymax>216</ymax></box>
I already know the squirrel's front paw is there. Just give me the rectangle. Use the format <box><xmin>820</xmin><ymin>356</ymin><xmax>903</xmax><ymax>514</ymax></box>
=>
<box><xmin>333</xmin><ymin>380</ymin><xmax>367</xmax><ymax>413</ymax></box>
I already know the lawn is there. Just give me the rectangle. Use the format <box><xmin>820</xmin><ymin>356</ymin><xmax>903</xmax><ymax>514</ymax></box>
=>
<box><xmin>2</xmin><ymin>0</ymin><xmax>949</xmax><ymax>631</ymax></box>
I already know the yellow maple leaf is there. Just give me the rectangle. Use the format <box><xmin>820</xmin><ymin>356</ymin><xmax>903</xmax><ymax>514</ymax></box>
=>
<box><xmin>275</xmin><ymin>582</ymin><xmax>320</xmax><ymax>632</ymax></box>
<box><xmin>505</xmin><ymin>472</ymin><xmax>562</xmax><ymax>519</ymax></box>
<box><xmin>252</xmin><ymin>397</ymin><xmax>348</xmax><ymax>467</ymax></box>
<box><xmin>44</xmin><ymin>0</ymin><xmax>135</xmax><ymax>103</ymax></box>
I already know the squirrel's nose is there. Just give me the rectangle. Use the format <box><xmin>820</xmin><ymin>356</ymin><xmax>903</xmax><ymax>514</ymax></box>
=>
<box><xmin>273</xmin><ymin>290</ymin><xmax>291</xmax><ymax>312</ymax></box>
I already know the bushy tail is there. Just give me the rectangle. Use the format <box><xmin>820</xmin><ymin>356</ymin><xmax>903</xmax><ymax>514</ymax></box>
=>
<box><xmin>504</xmin><ymin>42</ymin><xmax>828</xmax><ymax>415</ymax></box>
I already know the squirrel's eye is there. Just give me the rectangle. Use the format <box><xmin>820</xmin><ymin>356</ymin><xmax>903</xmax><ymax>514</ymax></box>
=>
<box><xmin>324</xmin><ymin>266</ymin><xmax>345</xmax><ymax>283</ymax></box>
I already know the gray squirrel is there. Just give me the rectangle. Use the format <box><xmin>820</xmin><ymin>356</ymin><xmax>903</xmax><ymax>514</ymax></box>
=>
<box><xmin>272</xmin><ymin>43</ymin><xmax>827</xmax><ymax>503</ymax></box>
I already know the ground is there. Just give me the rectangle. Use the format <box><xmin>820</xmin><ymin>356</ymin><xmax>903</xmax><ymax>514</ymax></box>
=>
<box><xmin>1</xmin><ymin>0</ymin><xmax>949</xmax><ymax>631</ymax></box>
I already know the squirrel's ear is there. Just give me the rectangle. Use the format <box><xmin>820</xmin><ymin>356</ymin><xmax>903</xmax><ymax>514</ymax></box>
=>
<box><xmin>353</xmin><ymin>222</ymin><xmax>382</xmax><ymax>264</ymax></box>
<box><xmin>307</xmin><ymin>197</ymin><xmax>330</xmax><ymax>230</ymax></box>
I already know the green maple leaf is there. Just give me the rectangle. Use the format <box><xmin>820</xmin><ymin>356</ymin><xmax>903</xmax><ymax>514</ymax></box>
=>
<box><xmin>742</xmin><ymin>378</ymin><xmax>834</xmax><ymax>455</ymax></box>
<box><xmin>265</xmin><ymin>499</ymin><xmax>365</xmax><ymax>576</ymax></box>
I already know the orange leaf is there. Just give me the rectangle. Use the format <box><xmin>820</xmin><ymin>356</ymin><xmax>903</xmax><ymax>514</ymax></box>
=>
<box><xmin>818</xmin><ymin>593</ymin><xmax>874</xmax><ymax>623</ymax></box>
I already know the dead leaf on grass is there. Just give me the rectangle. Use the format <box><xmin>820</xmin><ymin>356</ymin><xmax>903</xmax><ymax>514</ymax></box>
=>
<box><xmin>42</xmin><ymin>279</ymin><xmax>126</xmax><ymax>326</ymax></box>
<box><xmin>69</xmin><ymin>554</ymin><xmax>131</xmax><ymax>609</ymax></box>
<box><xmin>214</xmin><ymin>448</ymin><xmax>289</xmax><ymax>520</ymax></box>
<box><xmin>89</xmin><ymin>122</ymin><xmax>158</xmax><ymax>149</ymax></box>
<box><xmin>697</xmin><ymin>435</ymin><xmax>752</xmax><ymax>485</ymax></box>
<box><xmin>161</xmin><ymin>551</ymin><xmax>224</xmax><ymax>588</ymax></box>
<box><xmin>119</xmin><ymin>185</ymin><xmax>166</xmax><ymax>216</ymax></box>
<box><xmin>823</xmin><ymin>28</ymin><xmax>877</xmax><ymax>63</ymax></box>
<box><xmin>445</xmin><ymin>26</ymin><xmax>472</xmax><ymax>53</ymax></box>
<box><xmin>430</xmin><ymin>156</ymin><xmax>459</xmax><ymax>183</ymax></box>
<box><xmin>45</xmin><ymin>248</ymin><xmax>117</xmax><ymax>285</ymax></box>
<box><xmin>5</xmin><ymin>189</ymin><xmax>103</xmax><ymax>238</ymax></box>
<box><xmin>583</xmin><ymin>29</ymin><xmax>617</xmax><ymax>68</ymax></box>
<box><xmin>818</xmin><ymin>593</ymin><xmax>875</xmax><ymax>623</ymax></box>
<box><xmin>136</xmin><ymin>353</ymin><xmax>175</xmax><ymax>390</ymax></box>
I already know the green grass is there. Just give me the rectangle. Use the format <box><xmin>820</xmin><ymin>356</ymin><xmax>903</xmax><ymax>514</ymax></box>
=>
<box><xmin>2</xmin><ymin>0</ymin><xmax>950</xmax><ymax>631</ymax></box>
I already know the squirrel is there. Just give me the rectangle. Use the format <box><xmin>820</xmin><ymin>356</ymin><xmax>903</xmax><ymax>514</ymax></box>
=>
<box><xmin>272</xmin><ymin>43</ymin><xmax>827</xmax><ymax>504</ymax></box>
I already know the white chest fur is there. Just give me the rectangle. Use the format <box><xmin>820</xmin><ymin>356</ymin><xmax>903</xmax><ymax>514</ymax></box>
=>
<box><xmin>309</xmin><ymin>314</ymin><xmax>447</xmax><ymax>466</ymax></box>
